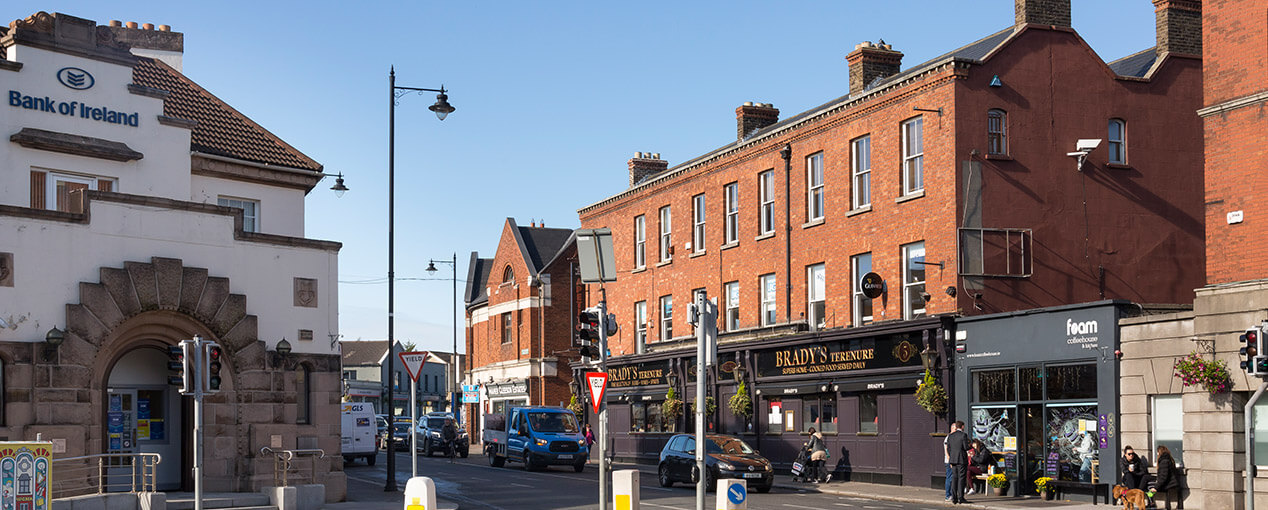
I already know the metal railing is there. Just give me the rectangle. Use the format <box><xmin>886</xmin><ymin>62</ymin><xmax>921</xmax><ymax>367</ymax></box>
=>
<box><xmin>49</xmin><ymin>453</ymin><xmax>161</xmax><ymax>499</ymax></box>
<box><xmin>259</xmin><ymin>447</ymin><xmax>325</xmax><ymax>487</ymax></box>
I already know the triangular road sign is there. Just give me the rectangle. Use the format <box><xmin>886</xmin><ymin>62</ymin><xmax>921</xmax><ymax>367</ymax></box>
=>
<box><xmin>399</xmin><ymin>351</ymin><xmax>428</xmax><ymax>382</ymax></box>
<box><xmin>586</xmin><ymin>372</ymin><xmax>607</xmax><ymax>414</ymax></box>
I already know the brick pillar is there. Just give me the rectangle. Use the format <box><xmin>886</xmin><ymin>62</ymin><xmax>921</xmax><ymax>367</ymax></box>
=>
<box><xmin>1014</xmin><ymin>0</ymin><xmax>1072</xmax><ymax>27</ymax></box>
<box><xmin>1153</xmin><ymin>0</ymin><xmax>1202</xmax><ymax>56</ymax></box>
<box><xmin>735</xmin><ymin>102</ymin><xmax>780</xmax><ymax>141</ymax></box>
<box><xmin>846</xmin><ymin>42</ymin><xmax>903</xmax><ymax>96</ymax></box>
<box><xmin>628</xmin><ymin>152</ymin><xmax>668</xmax><ymax>187</ymax></box>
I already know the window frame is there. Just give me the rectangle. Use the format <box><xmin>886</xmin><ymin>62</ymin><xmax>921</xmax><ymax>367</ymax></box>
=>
<box><xmin>659</xmin><ymin>206</ymin><xmax>672</xmax><ymax>262</ymax></box>
<box><xmin>660</xmin><ymin>295</ymin><xmax>674</xmax><ymax>340</ymax></box>
<box><xmin>217</xmin><ymin>196</ymin><xmax>260</xmax><ymax>233</ymax></box>
<box><xmin>851</xmin><ymin>252</ymin><xmax>874</xmax><ymax>326</ymax></box>
<box><xmin>1108</xmin><ymin>118</ymin><xmax>1127</xmax><ymax>165</ymax></box>
<box><xmin>807</xmin><ymin>263</ymin><xmax>826</xmax><ymax>330</ymax></box>
<box><xmin>902</xmin><ymin>242</ymin><xmax>927</xmax><ymax>320</ymax></box>
<box><xmin>296</xmin><ymin>365</ymin><xmax>311</xmax><ymax>424</ymax></box>
<box><xmin>635</xmin><ymin>301</ymin><xmax>647</xmax><ymax>354</ymax></box>
<box><xmin>760</xmin><ymin>273</ymin><xmax>777</xmax><ymax>326</ymax></box>
<box><xmin>759</xmin><ymin>170</ymin><xmax>775</xmax><ymax>235</ymax></box>
<box><xmin>987</xmin><ymin>109</ymin><xmax>1007</xmax><ymax>155</ymax></box>
<box><xmin>501</xmin><ymin>312</ymin><xmax>513</xmax><ymax>344</ymax></box>
<box><xmin>806</xmin><ymin>152</ymin><xmax>824</xmax><ymax>221</ymax></box>
<box><xmin>724</xmin><ymin>281</ymin><xmax>740</xmax><ymax>331</ymax></box>
<box><xmin>859</xmin><ymin>393</ymin><xmax>878</xmax><ymax>434</ymax></box>
<box><xmin>802</xmin><ymin>394</ymin><xmax>838</xmax><ymax>434</ymax></box>
<box><xmin>724</xmin><ymin>182</ymin><xmax>739</xmax><ymax>244</ymax></box>
<box><xmin>692</xmin><ymin>193</ymin><xmax>706</xmax><ymax>253</ymax></box>
<box><xmin>901</xmin><ymin>116</ymin><xmax>925</xmax><ymax>195</ymax></box>
<box><xmin>634</xmin><ymin>215</ymin><xmax>646</xmax><ymax>269</ymax></box>
<box><xmin>851</xmin><ymin>135</ymin><xmax>871</xmax><ymax>209</ymax></box>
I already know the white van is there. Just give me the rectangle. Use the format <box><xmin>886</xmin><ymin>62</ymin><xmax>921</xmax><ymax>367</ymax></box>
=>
<box><xmin>341</xmin><ymin>402</ymin><xmax>378</xmax><ymax>465</ymax></box>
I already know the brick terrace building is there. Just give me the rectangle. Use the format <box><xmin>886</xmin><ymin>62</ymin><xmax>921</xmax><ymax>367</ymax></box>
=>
<box><xmin>464</xmin><ymin>219</ymin><xmax>581</xmax><ymax>443</ymax></box>
<box><xmin>575</xmin><ymin>0</ymin><xmax>1203</xmax><ymax>487</ymax></box>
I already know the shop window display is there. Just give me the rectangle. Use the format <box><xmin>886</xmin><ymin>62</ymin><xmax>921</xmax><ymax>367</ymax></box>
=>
<box><xmin>802</xmin><ymin>395</ymin><xmax>838</xmax><ymax>434</ymax></box>
<box><xmin>859</xmin><ymin>394</ymin><xmax>878</xmax><ymax>433</ymax></box>
<box><xmin>631</xmin><ymin>402</ymin><xmax>670</xmax><ymax>433</ymax></box>
<box><xmin>970</xmin><ymin>407</ymin><xmax>1015</xmax><ymax>454</ymax></box>
<box><xmin>1045</xmin><ymin>364</ymin><xmax>1097</xmax><ymax>400</ymax></box>
<box><xmin>973</xmin><ymin>369</ymin><xmax>1015</xmax><ymax>403</ymax></box>
<box><xmin>1047</xmin><ymin>404</ymin><xmax>1099</xmax><ymax>481</ymax></box>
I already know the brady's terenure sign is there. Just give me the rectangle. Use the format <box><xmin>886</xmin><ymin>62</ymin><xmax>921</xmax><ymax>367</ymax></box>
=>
<box><xmin>608</xmin><ymin>360</ymin><xmax>670</xmax><ymax>388</ymax></box>
<box><xmin>754</xmin><ymin>333</ymin><xmax>924</xmax><ymax>377</ymax></box>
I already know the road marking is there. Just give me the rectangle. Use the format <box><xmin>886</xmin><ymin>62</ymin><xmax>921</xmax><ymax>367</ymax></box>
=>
<box><xmin>783</xmin><ymin>504</ymin><xmax>825</xmax><ymax>509</ymax></box>
<box><xmin>642</xmin><ymin>486</ymin><xmax>675</xmax><ymax>491</ymax></box>
<box><xmin>509</xmin><ymin>482</ymin><xmax>533</xmax><ymax>488</ymax></box>
<box><xmin>641</xmin><ymin>503</ymin><xmax>686</xmax><ymax>510</ymax></box>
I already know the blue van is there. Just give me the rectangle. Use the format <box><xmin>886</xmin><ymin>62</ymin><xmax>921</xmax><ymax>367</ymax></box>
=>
<box><xmin>483</xmin><ymin>406</ymin><xmax>588</xmax><ymax>472</ymax></box>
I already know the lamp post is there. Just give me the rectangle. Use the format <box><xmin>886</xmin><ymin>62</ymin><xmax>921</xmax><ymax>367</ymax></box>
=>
<box><xmin>385</xmin><ymin>67</ymin><xmax>454</xmax><ymax>493</ymax></box>
<box><xmin>426</xmin><ymin>254</ymin><xmax>458</xmax><ymax>418</ymax></box>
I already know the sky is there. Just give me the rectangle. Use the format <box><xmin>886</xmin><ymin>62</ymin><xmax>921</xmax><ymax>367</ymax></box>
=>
<box><xmin>8</xmin><ymin>1</ymin><xmax>1160</xmax><ymax>354</ymax></box>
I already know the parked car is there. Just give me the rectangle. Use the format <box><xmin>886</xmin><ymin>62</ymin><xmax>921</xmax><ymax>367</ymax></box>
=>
<box><xmin>386</xmin><ymin>421</ymin><xmax>413</xmax><ymax>450</ymax></box>
<box><xmin>416</xmin><ymin>412</ymin><xmax>469</xmax><ymax>458</ymax></box>
<box><xmin>376</xmin><ymin>415</ymin><xmax>389</xmax><ymax>449</ymax></box>
<box><xmin>657</xmin><ymin>434</ymin><xmax>773</xmax><ymax>493</ymax></box>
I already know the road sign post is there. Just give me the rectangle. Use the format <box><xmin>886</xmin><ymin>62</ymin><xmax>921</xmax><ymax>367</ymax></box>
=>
<box><xmin>399</xmin><ymin>351</ymin><xmax>428</xmax><ymax>478</ymax></box>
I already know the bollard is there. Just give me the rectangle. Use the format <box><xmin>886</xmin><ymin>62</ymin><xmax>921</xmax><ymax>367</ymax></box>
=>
<box><xmin>715</xmin><ymin>479</ymin><xmax>747</xmax><ymax>510</ymax></box>
<box><xmin>613</xmin><ymin>469</ymin><xmax>640</xmax><ymax>510</ymax></box>
<box><xmin>403</xmin><ymin>477</ymin><xmax>437</xmax><ymax>510</ymax></box>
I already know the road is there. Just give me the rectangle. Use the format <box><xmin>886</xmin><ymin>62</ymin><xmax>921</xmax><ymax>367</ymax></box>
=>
<box><xmin>342</xmin><ymin>449</ymin><xmax>951</xmax><ymax>510</ymax></box>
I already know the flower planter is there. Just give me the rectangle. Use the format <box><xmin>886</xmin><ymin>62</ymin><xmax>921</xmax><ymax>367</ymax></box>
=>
<box><xmin>991</xmin><ymin>486</ymin><xmax>1006</xmax><ymax>496</ymax></box>
<box><xmin>1041</xmin><ymin>490</ymin><xmax>1053</xmax><ymax>500</ymax></box>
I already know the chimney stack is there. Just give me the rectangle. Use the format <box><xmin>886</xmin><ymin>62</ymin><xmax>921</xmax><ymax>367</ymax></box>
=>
<box><xmin>846</xmin><ymin>41</ymin><xmax>903</xmax><ymax>96</ymax></box>
<box><xmin>101</xmin><ymin>19</ymin><xmax>184</xmax><ymax>70</ymax></box>
<box><xmin>1153</xmin><ymin>0</ymin><xmax>1201</xmax><ymax>56</ymax></box>
<box><xmin>1014</xmin><ymin>0</ymin><xmax>1071</xmax><ymax>28</ymax></box>
<box><xmin>629</xmin><ymin>152</ymin><xmax>669</xmax><ymax>187</ymax></box>
<box><xmin>736</xmin><ymin>102</ymin><xmax>780</xmax><ymax>141</ymax></box>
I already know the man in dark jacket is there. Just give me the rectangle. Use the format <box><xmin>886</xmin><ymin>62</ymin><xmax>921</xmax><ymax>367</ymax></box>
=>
<box><xmin>946</xmin><ymin>420</ymin><xmax>970</xmax><ymax>504</ymax></box>
<box><xmin>441</xmin><ymin>418</ymin><xmax>458</xmax><ymax>461</ymax></box>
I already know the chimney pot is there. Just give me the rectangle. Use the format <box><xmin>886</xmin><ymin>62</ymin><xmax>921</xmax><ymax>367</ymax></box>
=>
<box><xmin>142</xmin><ymin>23</ymin><xmax>154</xmax><ymax>30</ymax></box>
<box><xmin>846</xmin><ymin>41</ymin><xmax>904</xmax><ymax>96</ymax></box>
<box><xmin>109</xmin><ymin>20</ymin><xmax>122</xmax><ymax>27</ymax></box>
<box><xmin>743</xmin><ymin>101</ymin><xmax>753</xmax><ymax>107</ymax></box>
<box><xmin>652</xmin><ymin>153</ymin><xmax>660</xmax><ymax>159</ymax></box>
<box><xmin>126</xmin><ymin>21</ymin><xmax>138</xmax><ymax>29</ymax></box>
<box><xmin>736</xmin><ymin>102</ymin><xmax>781</xmax><ymax>141</ymax></box>
<box><xmin>159</xmin><ymin>24</ymin><xmax>171</xmax><ymax>32</ymax></box>
<box><xmin>1014</xmin><ymin>0</ymin><xmax>1072</xmax><ymax>28</ymax></box>
<box><xmin>629</xmin><ymin>152</ymin><xmax>669</xmax><ymax>187</ymax></box>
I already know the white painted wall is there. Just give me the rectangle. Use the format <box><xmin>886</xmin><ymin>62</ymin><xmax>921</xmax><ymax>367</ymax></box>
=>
<box><xmin>190</xmin><ymin>174</ymin><xmax>307</xmax><ymax>237</ymax></box>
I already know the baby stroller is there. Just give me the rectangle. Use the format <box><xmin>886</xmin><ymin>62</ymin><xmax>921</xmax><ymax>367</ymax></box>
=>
<box><xmin>790</xmin><ymin>442</ymin><xmax>813</xmax><ymax>482</ymax></box>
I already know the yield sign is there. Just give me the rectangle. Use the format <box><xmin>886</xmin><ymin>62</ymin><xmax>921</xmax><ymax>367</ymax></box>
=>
<box><xmin>586</xmin><ymin>372</ymin><xmax>608</xmax><ymax>414</ymax></box>
<box><xmin>399</xmin><ymin>351</ymin><xmax>428</xmax><ymax>382</ymax></box>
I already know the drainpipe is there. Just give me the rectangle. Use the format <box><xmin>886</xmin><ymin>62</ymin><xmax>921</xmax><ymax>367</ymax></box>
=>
<box><xmin>538</xmin><ymin>275</ymin><xmax>546</xmax><ymax>406</ymax></box>
<box><xmin>779</xmin><ymin>143</ymin><xmax>792</xmax><ymax>324</ymax></box>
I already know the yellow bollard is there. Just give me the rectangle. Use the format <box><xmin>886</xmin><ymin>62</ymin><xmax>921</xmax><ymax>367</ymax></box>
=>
<box><xmin>613</xmin><ymin>469</ymin><xmax>640</xmax><ymax>510</ymax></box>
<box><xmin>404</xmin><ymin>477</ymin><xmax>437</xmax><ymax>510</ymax></box>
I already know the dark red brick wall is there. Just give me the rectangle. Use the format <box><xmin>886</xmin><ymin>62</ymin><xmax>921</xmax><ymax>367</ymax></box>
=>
<box><xmin>1204</xmin><ymin>0</ymin><xmax>1268</xmax><ymax>285</ymax></box>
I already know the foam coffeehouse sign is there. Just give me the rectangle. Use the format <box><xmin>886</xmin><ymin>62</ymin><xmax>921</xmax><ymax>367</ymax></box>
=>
<box><xmin>754</xmin><ymin>334</ymin><xmax>923</xmax><ymax>378</ymax></box>
<box><xmin>609</xmin><ymin>360</ymin><xmax>670</xmax><ymax>388</ymax></box>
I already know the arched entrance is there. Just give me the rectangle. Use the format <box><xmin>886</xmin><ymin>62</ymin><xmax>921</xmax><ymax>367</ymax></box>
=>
<box><xmin>105</xmin><ymin>346</ymin><xmax>184</xmax><ymax>491</ymax></box>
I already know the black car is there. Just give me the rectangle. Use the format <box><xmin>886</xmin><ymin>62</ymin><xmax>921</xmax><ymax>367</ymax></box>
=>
<box><xmin>416</xmin><ymin>413</ymin><xmax>469</xmax><ymax>458</ymax></box>
<box><xmin>387</xmin><ymin>422</ymin><xmax>412</xmax><ymax>450</ymax></box>
<box><xmin>657</xmin><ymin>434</ymin><xmax>773</xmax><ymax>493</ymax></box>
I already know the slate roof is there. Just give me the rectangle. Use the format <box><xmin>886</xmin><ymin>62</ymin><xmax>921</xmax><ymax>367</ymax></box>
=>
<box><xmin>1107</xmin><ymin>48</ymin><xmax>1158</xmax><ymax>78</ymax></box>
<box><xmin>341</xmin><ymin>340</ymin><xmax>388</xmax><ymax>366</ymax></box>
<box><xmin>131</xmin><ymin>57</ymin><xmax>322</xmax><ymax>172</ymax></box>
<box><xmin>465</xmin><ymin>252</ymin><xmax>493</xmax><ymax>307</ymax></box>
<box><xmin>515</xmin><ymin>223</ymin><xmax>574</xmax><ymax>274</ymax></box>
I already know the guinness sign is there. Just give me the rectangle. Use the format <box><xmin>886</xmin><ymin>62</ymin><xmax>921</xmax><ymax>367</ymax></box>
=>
<box><xmin>860</xmin><ymin>272</ymin><xmax>885</xmax><ymax>299</ymax></box>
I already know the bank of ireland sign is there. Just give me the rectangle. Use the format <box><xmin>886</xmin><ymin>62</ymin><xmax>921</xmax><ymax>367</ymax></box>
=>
<box><xmin>57</xmin><ymin>67</ymin><xmax>94</xmax><ymax>90</ymax></box>
<box><xmin>7</xmin><ymin>67</ymin><xmax>139</xmax><ymax>126</ymax></box>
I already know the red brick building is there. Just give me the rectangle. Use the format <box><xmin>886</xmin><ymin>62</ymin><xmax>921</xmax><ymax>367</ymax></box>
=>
<box><xmin>463</xmin><ymin>219</ymin><xmax>581</xmax><ymax>442</ymax></box>
<box><xmin>575</xmin><ymin>0</ymin><xmax>1203</xmax><ymax>487</ymax></box>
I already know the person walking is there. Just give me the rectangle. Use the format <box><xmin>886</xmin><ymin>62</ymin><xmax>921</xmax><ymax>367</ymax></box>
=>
<box><xmin>946</xmin><ymin>420</ymin><xmax>970</xmax><ymax>504</ymax></box>
<box><xmin>583</xmin><ymin>423</ymin><xmax>596</xmax><ymax>463</ymax></box>
<box><xmin>944</xmin><ymin>422</ymin><xmax>958</xmax><ymax>502</ymax></box>
<box><xmin>807</xmin><ymin>427</ymin><xmax>830</xmax><ymax>483</ymax></box>
<box><xmin>1120</xmin><ymin>445</ymin><xmax>1148</xmax><ymax>492</ymax></box>
<box><xmin>1154</xmin><ymin>445</ymin><xmax>1182</xmax><ymax>510</ymax></box>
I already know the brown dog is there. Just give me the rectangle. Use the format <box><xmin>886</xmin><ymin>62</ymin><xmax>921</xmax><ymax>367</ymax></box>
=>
<box><xmin>1113</xmin><ymin>485</ymin><xmax>1149</xmax><ymax>510</ymax></box>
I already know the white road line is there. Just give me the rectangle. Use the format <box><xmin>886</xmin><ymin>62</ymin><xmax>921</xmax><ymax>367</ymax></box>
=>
<box><xmin>509</xmin><ymin>482</ymin><xmax>533</xmax><ymax>488</ymax></box>
<box><xmin>784</xmin><ymin>504</ymin><xmax>827</xmax><ymax>509</ymax></box>
<box><xmin>641</xmin><ymin>503</ymin><xmax>687</xmax><ymax>510</ymax></box>
<box><xmin>642</xmin><ymin>486</ymin><xmax>675</xmax><ymax>491</ymax></box>
<box><xmin>833</xmin><ymin>504</ymin><xmax>855</xmax><ymax>508</ymax></box>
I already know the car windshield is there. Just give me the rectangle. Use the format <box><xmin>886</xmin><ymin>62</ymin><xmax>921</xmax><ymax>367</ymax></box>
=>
<box><xmin>393</xmin><ymin>423</ymin><xmax>411</xmax><ymax>433</ymax></box>
<box><xmin>526</xmin><ymin>412</ymin><xmax>579</xmax><ymax>433</ymax></box>
<box><xmin>427</xmin><ymin>418</ymin><xmax>447</xmax><ymax>429</ymax></box>
<box><xmin>706</xmin><ymin>437</ymin><xmax>755</xmax><ymax>455</ymax></box>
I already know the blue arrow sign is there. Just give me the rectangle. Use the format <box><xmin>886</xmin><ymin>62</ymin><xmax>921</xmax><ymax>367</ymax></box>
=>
<box><xmin>728</xmin><ymin>483</ymin><xmax>746</xmax><ymax>505</ymax></box>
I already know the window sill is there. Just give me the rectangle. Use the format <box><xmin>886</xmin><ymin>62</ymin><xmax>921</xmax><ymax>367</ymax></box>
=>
<box><xmin>985</xmin><ymin>153</ymin><xmax>1013</xmax><ymax>161</ymax></box>
<box><xmin>721</xmin><ymin>241</ymin><xmax>739</xmax><ymax>251</ymax></box>
<box><xmin>631</xmin><ymin>267</ymin><xmax>646</xmax><ymax>274</ymax></box>
<box><xmin>755</xmin><ymin>232</ymin><xmax>776</xmax><ymax>242</ymax></box>
<box><xmin>1106</xmin><ymin>163</ymin><xmax>1133</xmax><ymax>170</ymax></box>
<box><xmin>845</xmin><ymin>205</ymin><xmax>872</xmax><ymax>218</ymax></box>
<box><xmin>689</xmin><ymin>250</ymin><xmax>707</xmax><ymax>259</ymax></box>
<box><xmin>896</xmin><ymin>190</ymin><xmax>925</xmax><ymax>204</ymax></box>
<box><xmin>656</xmin><ymin>259</ymin><xmax>673</xmax><ymax>268</ymax></box>
<box><xmin>802</xmin><ymin>218</ymin><xmax>825</xmax><ymax>229</ymax></box>
<box><xmin>856</xmin><ymin>432</ymin><xmax>879</xmax><ymax>437</ymax></box>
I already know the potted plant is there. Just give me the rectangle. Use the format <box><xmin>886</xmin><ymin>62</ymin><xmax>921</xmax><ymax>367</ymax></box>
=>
<box><xmin>566</xmin><ymin>394</ymin><xmax>584</xmax><ymax>415</ymax></box>
<box><xmin>1173</xmin><ymin>351</ymin><xmax>1232</xmax><ymax>395</ymax></box>
<box><xmin>1034</xmin><ymin>476</ymin><xmax>1054</xmax><ymax>500</ymax></box>
<box><xmin>728</xmin><ymin>380</ymin><xmax>753</xmax><ymax>419</ymax></box>
<box><xmin>664</xmin><ymin>387</ymin><xmax>683</xmax><ymax>421</ymax></box>
<box><xmin>987</xmin><ymin>474</ymin><xmax>1009</xmax><ymax>496</ymax></box>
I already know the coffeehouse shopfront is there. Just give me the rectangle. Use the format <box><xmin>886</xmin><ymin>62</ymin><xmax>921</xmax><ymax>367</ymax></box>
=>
<box><xmin>593</xmin><ymin>316</ymin><xmax>954</xmax><ymax>487</ymax></box>
<box><xmin>954</xmin><ymin>301</ymin><xmax>1127</xmax><ymax>495</ymax></box>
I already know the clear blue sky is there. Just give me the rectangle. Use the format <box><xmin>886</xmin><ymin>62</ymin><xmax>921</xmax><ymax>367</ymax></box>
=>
<box><xmin>10</xmin><ymin>1</ymin><xmax>1159</xmax><ymax>353</ymax></box>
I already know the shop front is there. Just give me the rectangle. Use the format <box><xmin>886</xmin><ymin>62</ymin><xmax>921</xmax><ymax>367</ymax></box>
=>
<box><xmin>954</xmin><ymin>301</ymin><xmax>1127</xmax><ymax>495</ymax></box>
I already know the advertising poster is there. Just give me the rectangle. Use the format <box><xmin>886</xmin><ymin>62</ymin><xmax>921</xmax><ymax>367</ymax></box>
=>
<box><xmin>150</xmin><ymin>419</ymin><xmax>165</xmax><ymax>441</ymax></box>
<box><xmin>0</xmin><ymin>442</ymin><xmax>53</xmax><ymax>510</ymax></box>
<box><xmin>137</xmin><ymin>399</ymin><xmax>150</xmax><ymax>420</ymax></box>
<box><xmin>137</xmin><ymin>419</ymin><xmax>150</xmax><ymax>441</ymax></box>
<box><xmin>109</xmin><ymin>394</ymin><xmax>122</xmax><ymax>412</ymax></box>
<box><xmin>107</xmin><ymin>412</ymin><xmax>123</xmax><ymax>433</ymax></box>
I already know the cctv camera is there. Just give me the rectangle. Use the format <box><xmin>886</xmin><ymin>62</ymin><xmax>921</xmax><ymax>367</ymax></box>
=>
<box><xmin>1067</xmin><ymin>151</ymin><xmax>1087</xmax><ymax>157</ymax></box>
<box><xmin>1076</xmin><ymin>139</ymin><xmax>1102</xmax><ymax>152</ymax></box>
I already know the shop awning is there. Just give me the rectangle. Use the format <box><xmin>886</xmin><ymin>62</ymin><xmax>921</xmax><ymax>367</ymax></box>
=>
<box><xmin>753</xmin><ymin>382</ymin><xmax>837</xmax><ymax>397</ymax></box>
<box><xmin>837</xmin><ymin>375</ymin><xmax>922</xmax><ymax>393</ymax></box>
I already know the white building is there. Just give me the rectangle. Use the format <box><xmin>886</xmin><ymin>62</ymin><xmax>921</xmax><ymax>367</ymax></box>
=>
<box><xmin>0</xmin><ymin>12</ymin><xmax>344</xmax><ymax>499</ymax></box>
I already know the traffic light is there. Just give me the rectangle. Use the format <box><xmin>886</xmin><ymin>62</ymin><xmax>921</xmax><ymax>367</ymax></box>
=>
<box><xmin>604</xmin><ymin>313</ymin><xmax>618</xmax><ymax>337</ymax></box>
<box><xmin>576</xmin><ymin>308</ymin><xmax>602</xmax><ymax>359</ymax></box>
<box><xmin>203</xmin><ymin>341</ymin><xmax>223</xmax><ymax>393</ymax></box>
<box><xmin>169</xmin><ymin>342</ymin><xmax>193</xmax><ymax>394</ymax></box>
<box><xmin>1242</xmin><ymin>327</ymin><xmax>1262</xmax><ymax>374</ymax></box>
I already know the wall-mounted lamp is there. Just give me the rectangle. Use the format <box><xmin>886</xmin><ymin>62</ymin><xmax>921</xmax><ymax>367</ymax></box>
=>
<box><xmin>271</xmin><ymin>338</ymin><xmax>292</xmax><ymax>368</ymax></box>
<box><xmin>329</xmin><ymin>173</ymin><xmax>349</xmax><ymax>198</ymax></box>
<box><xmin>1066</xmin><ymin>138</ymin><xmax>1102</xmax><ymax>172</ymax></box>
<box><xmin>568</xmin><ymin>378</ymin><xmax>580</xmax><ymax>397</ymax></box>
<box><xmin>920</xmin><ymin>346</ymin><xmax>938</xmax><ymax>374</ymax></box>
<box><xmin>43</xmin><ymin>327</ymin><xmax>65</xmax><ymax>362</ymax></box>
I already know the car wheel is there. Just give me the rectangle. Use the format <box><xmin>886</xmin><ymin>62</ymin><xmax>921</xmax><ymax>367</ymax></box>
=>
<box><xmin>705</xmin><ymin>471</ymin><xmax>717</xmax><ymax>492</ymax></box>
<box><xmin>658</xmin><ymin>464</ymin><xmax>674</xmax><ymax>488</ymax></box>
<box><xmin>755</xmin><ymin>483</ymin><xmax>771</xmax><ymax>493</ymax></box>
<box><xmin>367</xmin><ymin>455</ymin><xmax>377</xmax><ymax>466</ymax></box>
<box><xmin>574</xmin><ymin>461</ymin><xmax>585</xmax><ymax>473</ymax></box>
<box><xmin>460</xmin><ymin>448</ymin><xmax>469</xmax><ymax>459</ymax></box>
<box><xmin>343</xmin><ymin>455</ymin><xmax>354</xmax><ymax>464</ymax></box>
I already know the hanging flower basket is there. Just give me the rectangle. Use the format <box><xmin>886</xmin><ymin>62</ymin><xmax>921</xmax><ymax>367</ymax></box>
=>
<box><xmin>663</xmin><ymin>387</ymin><xmax>683</xmax><ymax>420</ymax></box>
<box><xmin>691</xmin><ymin>396</ymin><xmax>717</xmax><ymax>416</ymax></box>
<box><xmin>1173</xmin><ymin>351</ymin><xmax>1231</xmax><ymax>395</ymax></box>
<box><xmin>567</xmin><ymin>394</ymin><xmax>584</xmax><ymax>415</ymax></box>
<box><xmin>728</xmin><ymin>380</ymin><xmax>753</xmax><ymax>418</ymax></box>
<box><xmin>915</xmin><ymin>370</ymin><xmax>947</xmax><ymax>414</ymax></box>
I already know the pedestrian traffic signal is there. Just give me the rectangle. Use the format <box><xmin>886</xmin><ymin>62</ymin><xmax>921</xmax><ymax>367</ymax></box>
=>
<box><xmin>203</xmin><ymin>341</ymin><xmax>223</xmax><ymax>393</ymax></box>
<box><xmin>169</xmin><ymin>342</ymin><xmax>193</xmax><ymax>394</ymax></box>
<box><xmin>1242</xmin><ymin>327</ymin><xmax>1262</xmax><ymax>375</ymax></box>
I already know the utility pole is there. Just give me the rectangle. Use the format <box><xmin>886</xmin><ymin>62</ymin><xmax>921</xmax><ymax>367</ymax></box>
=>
<box><xmin>692</xmin><ymin>293</ymin><xmax>717</xmax><ymax>510</ymax></box>
<box><xmin>598</xmin><ymin>289</ymin><xmax>610</xmax><ymax>510</ymax></box>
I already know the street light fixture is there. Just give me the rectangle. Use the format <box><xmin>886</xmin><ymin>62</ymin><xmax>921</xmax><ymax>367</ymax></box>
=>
<box><xmin>425</xmin><ymin>254</ymin><xmax>459</xmax><ymax>418</ymax></box>
<box><xmin>384</xmin><ymin>67</ymin><xmax>454</xmax><ymax>493</ymax></box>
<box><xmin>329</xmin><ymin>173</ymin><xmax>349</xmax><ymax>198</ymax></box>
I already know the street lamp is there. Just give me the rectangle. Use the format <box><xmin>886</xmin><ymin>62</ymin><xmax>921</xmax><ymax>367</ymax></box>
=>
<box><xmin>425</xmin><ymin>254</ymin><xmax>458</xmax><ymax>418</ymax></box>
<box><xmin>385</xmin><ymin>67</ymin><xmax>454</xmax><ymax>493</ymax></box>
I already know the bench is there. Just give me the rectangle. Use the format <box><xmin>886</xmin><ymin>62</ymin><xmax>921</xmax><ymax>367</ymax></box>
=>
<box><xmin>1048</xmin><ymin>480</ymin><xmax>1111</xmax><ymax>505</ymax></box>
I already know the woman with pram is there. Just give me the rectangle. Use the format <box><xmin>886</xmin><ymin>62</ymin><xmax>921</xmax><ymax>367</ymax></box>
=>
<box><xmin>805</xmin><ymin>427</ymin><xmax>831</xmax><ymax>483</ymax></box>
